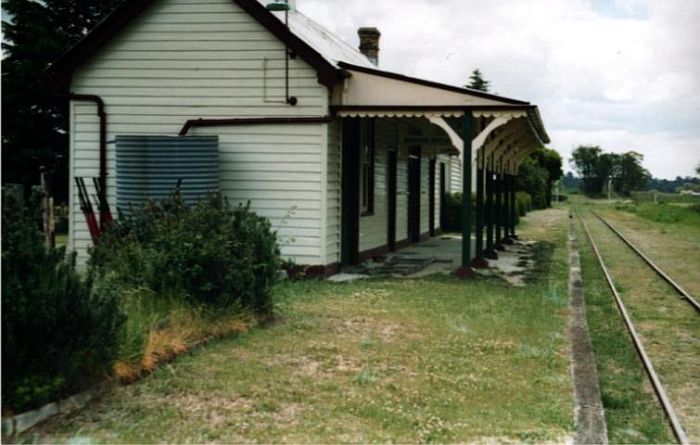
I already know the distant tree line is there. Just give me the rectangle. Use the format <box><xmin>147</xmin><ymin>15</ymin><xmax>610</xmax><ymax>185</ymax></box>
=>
<box><xmin>569</xmin><ymin>146</ymin><xmax>650</xmax><ymax>196</ymax></box>
<box><xmin>564</xmin><ymin>159</ymin><xmax>699</xmax><ymax>194</ymax></box>
<box><xmin>561</xmin><ymin>172</ymin><xmax>581</xmax><ymax>191</ymax></box>
<box><xmin>645</xmin><ymin>176</ymin><xmax>700</xmax><ymax>193</ymax></box>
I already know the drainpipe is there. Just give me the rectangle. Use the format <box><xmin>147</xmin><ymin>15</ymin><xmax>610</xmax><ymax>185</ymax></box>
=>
<box><xmin>69</xmin><ymin>93</ymin><xmax>108</xmax><ymax>231</ymax></box>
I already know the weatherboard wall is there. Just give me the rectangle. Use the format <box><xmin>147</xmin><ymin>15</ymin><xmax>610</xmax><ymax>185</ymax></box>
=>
<box><xmin>69</xmin><ymin>0</ymin><xmax>330</xmax><ymax>265</ymax></box>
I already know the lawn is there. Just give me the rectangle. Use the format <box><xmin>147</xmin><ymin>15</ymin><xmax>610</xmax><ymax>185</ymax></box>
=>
<box><xmin>29</xmin><ymin>208</ymin><xmax>573</xmax><ymax>443</ymax></box>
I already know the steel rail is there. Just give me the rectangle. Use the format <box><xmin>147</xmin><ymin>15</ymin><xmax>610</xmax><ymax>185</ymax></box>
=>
<box><xmin>576</xmin><ymin>209</ymin><xmax>690</xmax><ymax>445</ymax></box>
<box><xmin>592</xmin><ymin>211</ymin><xmax>700</xmax><ymax>313</ymax></box>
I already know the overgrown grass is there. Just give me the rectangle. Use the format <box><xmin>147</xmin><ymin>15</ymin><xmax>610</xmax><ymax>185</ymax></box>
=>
<box><xmin>111</xmin><ymin>286</ymin><xmax>253</xmax><ymax>383</ymax></box>
<box><xmin>29</xmin><ymin>209</ymin><xmax>574</xmax><ymax>443</ymax></box>
<box><xmin>631</xmin><ymin>191</ymin><xmax>700</xmax><ymax>204</ymax></box>
<box><xmin>615</xmin><ymin>201</ymin><xmax>700</xmax><ymax>226</ymax></box>
<box><xmin>574</xmin><ymin>216</ymin><xmax>674</xmax><ymax>444</ymax></box>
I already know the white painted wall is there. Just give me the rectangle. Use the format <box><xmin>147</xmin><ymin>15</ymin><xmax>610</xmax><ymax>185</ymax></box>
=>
<box><xmin>325</xmin><ymin>119</ymin><xmax>341</xmax><ymax>265</ymax></box>
<box><xmin>69</xmin><ymin>0</ymin><xmax>330</xmax><ymax>265</ymax></box>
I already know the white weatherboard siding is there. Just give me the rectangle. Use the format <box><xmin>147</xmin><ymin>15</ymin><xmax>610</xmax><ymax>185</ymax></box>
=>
<box><xmin>450</xmin><ymin>157</ymin><xmax>462</xmax><ymax>193</ymax></box>
<box><xmin>325</xmin><ymin>119</ymin><xmax>341</xmax><ymax>265</ymax></box>
<box><xmin>69</xmin><ymin>0</ymin><xmax>329</xmax><ymax>265</ymax></box>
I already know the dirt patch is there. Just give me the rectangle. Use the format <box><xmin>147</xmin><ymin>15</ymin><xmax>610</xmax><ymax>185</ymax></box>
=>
<box><xmin>476</xmin><ymin>241</ymin><xmax>535</xmax><ymax>286</ymax></box>
<box><xmin>336</xmin><ymin>317</ymin><xmax>400</xmax><ymax>342</ymax></box>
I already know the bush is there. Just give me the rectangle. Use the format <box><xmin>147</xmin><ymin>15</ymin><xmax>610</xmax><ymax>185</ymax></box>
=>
<box><xmin>2</xmin><ymin>195</ymin><xmax>124</xmax><ymax>413</ymax></box>
<box><xmin>90</xmin><ymin>192</ymin><xmax>280</xmax><ymax>315</ymax></box>
<box><xmin>516</xmin><ymin>191</ymin><xmax>532</xmax><ymax>217</ymax></box>
<box><xmin>442</xmin><ymin>192</ymin><xmax>475</xmax><ymax>232</ymax></box>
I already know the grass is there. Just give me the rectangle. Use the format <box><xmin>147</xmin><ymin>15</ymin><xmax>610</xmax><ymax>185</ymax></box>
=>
<box><xmin>615</xmin><ymin>201</ymin><xmax>700</xmax><ymax>227</ymax></box>
<box><xmin>27</xmin><ymin>208</ymin><xmax>573</xmax><ymax>443</ymax></box>
<box><xmin>575</xmin><ymin>217</ymin><xmax>674</xmax><ymax>443</ymax></box>
<box><xmin>631</xmin><ymin>191</ymin><xmax>700</xmax><ymax>204</ymax></box>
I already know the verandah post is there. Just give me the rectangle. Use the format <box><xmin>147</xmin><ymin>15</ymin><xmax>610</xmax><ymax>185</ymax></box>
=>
<box><xmin>461</xmin><ymin>110</ymin><xmax>473</xmax><ymax>269</ymax></box>
<box><xmin>484</xmin><ymin>155</ymin><xmax>496</xmax><ymax>259</ymax></box>
<box><xmin>494</xmin><ymin>167</ymin><xmax>503</xmax><ymax>248</ymax></box>
<box><xmin>472</xmin><ymin>148</ymin><xmax>487</xmax><ymax>268</ymax></box>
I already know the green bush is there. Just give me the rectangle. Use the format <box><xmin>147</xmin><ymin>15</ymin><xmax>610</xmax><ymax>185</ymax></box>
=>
<box><xmin>2</xmin><ymin>195</ymin><xmax>124</xmax><ymax>413</ymax></box>
<box><xmin>442</xmin><ymin>192</ymin><xmax>476</xmax><ymax>232</ymax></box>
<box><xmin>516</xmin><ymin>191</ymin><xmax>532</xmax><ymax>217</ymax></box>
<box><xmin>90</xmin><ymin>192</ymin><xmax>280</xmax><ymax>315</ymax></box>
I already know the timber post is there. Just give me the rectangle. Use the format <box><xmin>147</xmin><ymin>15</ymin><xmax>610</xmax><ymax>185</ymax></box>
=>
<box><xmin>494</xmin><ymin>168</ymin><xmax>505</xmax><ymax>251</ymax></box>
<box><xmin>484</xmin><ymin>155</ymin><xmax>497</xmax><ymax>259</ymax></box>
<box><xmin>471</xmin><ymin>149</ymin><xmax>488</xmax><ymax>268</ymax></box>
<box><xmin>456</xmin><ymin>110</ymin><xmax>476</xmax><ymax>278</ymax></box>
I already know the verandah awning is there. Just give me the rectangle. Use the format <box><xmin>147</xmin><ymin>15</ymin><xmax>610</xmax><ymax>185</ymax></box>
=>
<box><xmin>331</xmin><ymin>63</ymin><xmax>550</xmax><ymax>175</ymax></box>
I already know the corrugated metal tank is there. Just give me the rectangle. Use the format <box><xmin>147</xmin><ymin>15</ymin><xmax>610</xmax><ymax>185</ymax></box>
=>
<box><xmin>116</xmin><ymin>135</ymin><xmax>219</xmax><ymax>212</ymax></box>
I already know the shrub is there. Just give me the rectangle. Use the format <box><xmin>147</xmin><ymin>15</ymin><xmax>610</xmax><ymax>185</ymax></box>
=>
<box><xmin>2</xmin><ymin>194</ymin><xmax>124</xmax><ymax>413</ymax></box>
<box><xmin>516</xmin><ymin>191</ymin><xmax>532</xmax><ymax>217</ymax></box>
<box><xmin>442</xmin><ymin>192</ymin><xmax>475</xmax><ymax>232</ymax></box>
<box><xmin>90</xmin><ymin>192</ymin><xmax>280</xmax><ymax>315</ymax></box>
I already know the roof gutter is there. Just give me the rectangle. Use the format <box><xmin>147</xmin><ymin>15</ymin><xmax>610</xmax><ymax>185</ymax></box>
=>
<box><xmin>179</xmin><ymin>116</ymin><xmax>335</xmax><ymax>136</ymax></box>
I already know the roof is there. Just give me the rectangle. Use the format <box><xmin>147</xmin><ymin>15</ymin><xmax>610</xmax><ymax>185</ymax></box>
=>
<box><xmin>282</xmin><ymin>7</ymin><xmax>376</xmax><ymax>69</ymax></box>
<box><xmin>51</xmin><ymin>0</ymin><xmax>549</xmax><ymax>143</ymax></box>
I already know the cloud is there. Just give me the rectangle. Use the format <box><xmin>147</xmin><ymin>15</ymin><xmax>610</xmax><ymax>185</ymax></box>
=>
<box><xmin>299</xmin><ymin>0</ymin><xmax>700</xmax><ymax>179</ymax></box>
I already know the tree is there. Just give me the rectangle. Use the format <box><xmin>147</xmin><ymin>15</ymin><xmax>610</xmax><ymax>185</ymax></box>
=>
<box><xmin>2</xmin><ymin>0</ymin><xmax>121</xmax><ymax>201</ymax></box>
<box><xmin>570</xmin><ymin>146</ymin><xmax>603</xmax><ymax>195</ymax></box>
<box><xmin>515</xmin><ymin>148</ymin><xmax>562</xmax><ymax>209</ymax></box>
<box><xmin>616</xmin><ymin>151</ymin><xmax>649</xmax><ymax>195</ymax></box>
<box><xmin>531</xmin><ymin>148</ymin><xmax>563</xmax><ymax>207</ymax></box>
<box><xmin>465</xmin><ymin>69</ymin><xmax>490</xmax><ymax>92</ymax></box>
<box><xmin>516</xmin><ymin>156</ymin><xmax>548</xmax><ymax>209</ymax></box>
<box><xmin>570</xmin><ymin>146</ymin><xmax>649</xmax><ymax>196</ymax></box>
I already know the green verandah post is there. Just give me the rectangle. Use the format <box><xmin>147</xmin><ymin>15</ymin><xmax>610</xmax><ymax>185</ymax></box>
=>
<box><xmin>484</xmin><ymin>154</ymin><xmax>497</xmax><ymax>259</ymax></box>
<box><xmin>510</xmin><ymin>172</ymin><xmax>517</xmax><ymax>237</ymax></box>
<box><xmin>473</xmin><ymin>149</ymin><xmax>485</xmax><ymax>266</ymax></box>
<box><xmin>494</xmin><ymin>168</ymin><xmax>503</xmax><ymax>248</ymax></box>
<box><xmin>461</xmin><ymin>110</ymin><xmax>473</xmax><ymax>269</ymax></box>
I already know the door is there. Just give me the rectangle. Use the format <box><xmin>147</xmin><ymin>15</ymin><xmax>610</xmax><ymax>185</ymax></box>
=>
<box><xmin>387</xmin><ymin>150</ymin><xmax>397</xmax><ymax>250</ymax></box>
<box><xmin>439</xmin><ymin>162</ymin><xmax>446</xmax><ymax>230</ymax></box>
<box><xmin>407</xmin><ymin>146</ymin><xmax>421</xmax><ymax>243</ymax></box>
<box><xmin>429</xmin><ymin>158</ymin><xmax>436</xmax><ymax>237</ymax></box>
<box><xmin>341</xmin><ymin>118</ymin><xmax>360</xmax><ymax>266</ymax></box>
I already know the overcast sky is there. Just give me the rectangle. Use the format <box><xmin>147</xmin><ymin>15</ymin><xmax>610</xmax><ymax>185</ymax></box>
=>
<box><xmin>298</xmin><ymin>0</ymin><xmax>699</xmax><ymax>179</ymax></box>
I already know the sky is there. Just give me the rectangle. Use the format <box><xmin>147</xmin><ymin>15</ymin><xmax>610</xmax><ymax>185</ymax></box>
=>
<box><xmin>296</xmin><ymin>0</ymin><xmax>700</xmax><ymax>179</ymax></box>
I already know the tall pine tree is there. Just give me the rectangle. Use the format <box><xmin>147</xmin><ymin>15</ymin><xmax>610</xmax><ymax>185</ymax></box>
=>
<box><xmin>2</xmin><ymin>0</ymin><xmax>121</xmax><ymax>200</ymax></box>
<box><xmin>465</xmin><ymin>69</ymin><xmax>490</xmax><ymax>92</ymax></box>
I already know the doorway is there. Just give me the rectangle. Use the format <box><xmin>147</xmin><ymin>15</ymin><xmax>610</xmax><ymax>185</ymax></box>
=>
<box><xmin>387</xmin><ymin>150</ymin><xmax>397</xmax><ymax>251</ymax></box>
<box><xmin>407</xmin><ymin>146</ymin><xmax>421</xmax><ymax>243</ymax></box>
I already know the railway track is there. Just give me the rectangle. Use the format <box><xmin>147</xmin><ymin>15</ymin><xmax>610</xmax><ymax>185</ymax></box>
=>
<box><xmin>575</xmin><ymin>207</ymin><xmax>697</xmax><ymax>445</ymax></box>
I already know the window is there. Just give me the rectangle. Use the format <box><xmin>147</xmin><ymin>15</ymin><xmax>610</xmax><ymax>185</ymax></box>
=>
<box><xmin>360</xmin><ymin>119</ymin><xmax>375</xmax><ymax>215</ymax></box>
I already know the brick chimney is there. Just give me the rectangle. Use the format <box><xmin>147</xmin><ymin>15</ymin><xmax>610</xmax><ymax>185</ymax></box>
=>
<box><xmin>358</xmin><ymin>27</ymin><xmax>381</xmax><ymax>66</ymax></box>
